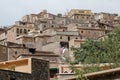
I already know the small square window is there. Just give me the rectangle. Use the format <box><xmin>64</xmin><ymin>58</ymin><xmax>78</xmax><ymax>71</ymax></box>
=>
<box><xmin>40</xmin><ymin>31</ymin><xmax>43</xmax><ymax>33</ymax></box>
<box><xmin>81</xmin><ymin>31</ymin><xmax>83</xmax><ymax>33</ymax></box>
<box><xmin>60</xmin><ymin>36</ymin><xmax>62</xmax><ymax>39</ymax></box>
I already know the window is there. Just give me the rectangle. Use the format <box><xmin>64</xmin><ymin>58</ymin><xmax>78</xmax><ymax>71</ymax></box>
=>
<box><xmin>60</xmin><ymin>42</ymin><xmax>69</xmax><ymax>48</ymax></box>
<box><xmin>23</xmin><ymin>44</ymin><xmax>26</xmax><ymax>47</ymax></box>
<box><xmin>20</xmin><ymin>29</ymin><xmax>22</xmax><ymax>33</ymax></box>
<box><xmin>51</xmin><ymin>25</ymin><xmax>54</xmax><ymax>28</ymax></box>
<box><xmin>81</xmin><ymin>30</ymin><xmax>83</xmax><ymax>33</ymax></box>
<box><xmin>28</xmin><ymin>30</ymin><xmax>30</xmax><ymax>32</ymax></box>
<box><xmin>76</xmin><ymin>37</ymin><xmax>78</xmax><ymax>39</ymax></box>
<box><xmin>22</xmin><ymin>22</ymin><xmax>26</xmax><ymax>25</ymax></box>
<box><xmin>40</xmin><ymin>31</ymin><xmax>43</xmax><ymax>33</ymax></box>
<box><xmin>68</xmin><ymin>36</ymin><xmax>70</xmax><ymax>41</ymax></box>
<box><xmin>44</xmin><ymin>25</ymin><xmax>46</xmax><ymax>28</ymax></box>
<box><xmin>87</xmin><ymin>17</ymin><xmax>89</xmax><ymax>19</ymax></box>
<box><xmin>60</xmin><ymin>36</ymin><xmax>62</xmax><ymax>39</ymax></box>
<box><xmin>16</xmin><ymin>28</ymin><xmax>19</xmax><ymax>33</ymax></box>
<box><xmin>24</xmin><ymin>29</ymin><xmax>27</xmax><ymax>34</ymax></box>
<box><xmin>15</xmin><ymin>51</ymin><xmax>17</xmax><ymax>55</ymax></box>
<box><xmin>29</xmin><ymin>48</ymin><xmax>36</xmax><ymax>54</ymax></box>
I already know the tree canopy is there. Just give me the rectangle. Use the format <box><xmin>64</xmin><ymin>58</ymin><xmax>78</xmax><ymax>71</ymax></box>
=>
<box><xmin>72</xmin><ymin>27</ymin><xmax>120</xmax><ymax>64</ymax></box>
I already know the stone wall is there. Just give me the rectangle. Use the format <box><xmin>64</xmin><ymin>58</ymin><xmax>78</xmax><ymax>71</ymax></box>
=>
<box><xmin>32</xmin><ymin>58</ymin><xmax>49</xmax><ymax>80</ymax></box>
<box><xmin>8</xmin><ymin>47</ymin><xmax>30</xmax><ymax>60</ymax></box>
<box><xmin>0</xmin><ymin>58</ymin><xmax>49</xmax><ymax>80</ymax></box>
<box><xmin>78</xmin><ymin>28</ymin><xmax>105</xmax><ymax>39</ymax></box>
<box><xmin>0</xmin><ymin>45</ymin><xmax>7</xmax><ymax>61</ymax></box>
<box><xmin>0</xmin><ymin>69</ymin><xmax>31</xmax><ymax>80</ymax></box>
<box><xmin>42</xmin><ymin>42</ymin><xmax>60</xmax><ymax>55</ymax></box>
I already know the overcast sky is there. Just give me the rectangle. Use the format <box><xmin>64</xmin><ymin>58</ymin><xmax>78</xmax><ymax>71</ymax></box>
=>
<box><xmin>0</xmin><ymin>0</ymin><xmax>120</xmax><ymax>26</ymax></box>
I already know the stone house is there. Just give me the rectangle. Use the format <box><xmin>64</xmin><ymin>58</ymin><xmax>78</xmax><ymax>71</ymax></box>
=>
<box><xmin>0</xmin><ymin>42</ymin><xmax>31</xmax><ymax>61</ymax></box>
<box><xmin>41</xmin><ymin>31</ymin><xmax>81</xmax><ymax>55</ymax></box>
<box><xmin>8</xmin><ymin>46</ymin><xmax>30</xmax><ymax>60</ymax></box>
<box><xmin>22</xmin><ymin>14</ymin><xmax>37</xmax><ymax>23</ymax></box>
<box><xmin>35</xmin><ymin>34</ymin><xmax>53</xmax><ymax>51</ymax></box>
<box><xmin>94</xmin><ymin>12</ymin><xmax>120</xmax><ymax>27</ymax></box>
<box><xmin>67</xmin><ymin>9</ymin><xmax>93</xmax><ymax>21</ymax></box>
<box><xmin>16</xmin><ymin>35</ymin><xmax>35</xmax><ymax>49</ymax></box>
<box><xmin>78</xmin><ymin>27</ymin><xmax>105</xmax><ymax>39</ymax></box>
<box><xmin>67</xmin><ymin>23</ymin><xmax>105</xmax><ymax>39</ymax></box>
<box><xmin>94</xmin><ymin>12</ymin><xmax>118</xmax><ymax>21</ymax></box>
<box><xmin>6</xmin><ymin>25</ymin><xmax>33</xmax><ymax>43</ymax></box>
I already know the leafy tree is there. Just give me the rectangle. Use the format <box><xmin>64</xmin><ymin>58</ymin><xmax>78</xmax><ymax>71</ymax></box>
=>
<box><xmin>72</xmin><ymin>26</ymin><xmax>120</xmax><ymax>65</ymax></box>
<box><xmin>67</xmin><ymin>27</ymin><xmax>120</xmax><ymax>80</ymax></box>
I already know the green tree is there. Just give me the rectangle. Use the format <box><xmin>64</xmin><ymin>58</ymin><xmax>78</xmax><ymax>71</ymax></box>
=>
<box><xmin>72</xmin><ymin>27</ymin><xmax>120</xmax><ymax>65</ymax></box>
<box><xmin>68</xmin><ymin>27</ymin><xmax>120</xmax><ymax>80</ymax></box>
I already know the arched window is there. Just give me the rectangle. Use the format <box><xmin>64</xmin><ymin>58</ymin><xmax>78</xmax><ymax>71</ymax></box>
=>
<box><xmin>20</xmin><ymin>29</ymin><xmax>22</xmax><ymax>34</ymax></box>
<box><xmin>24</xmin><ymin>29</ymin><xmax>27</xmax><ymax>34</ymax></box>
<box><xmin>16</xmin><ymin>28</ymin><xmax>19</xmax><ymax>33</ymax></box>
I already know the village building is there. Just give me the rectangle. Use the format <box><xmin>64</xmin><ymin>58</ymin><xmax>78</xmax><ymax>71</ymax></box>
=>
<box><xmin>94</xmin><ymin>12</ymin><xmax>120</xmax><ymax>27</ymax></box>
<box><xmin>66</xmin><ymin>23</ymin><xmax>106</xmax><ymax>39</ymax></box>
<box><xmin>67</xmin><ymin>9</ymin><xmax>93</xmax><ymax>21</ymax></box>
<box><xmin>6</xmin><ymin>25</ymin><xmax>33</xmax><ymax>43</ymax></box>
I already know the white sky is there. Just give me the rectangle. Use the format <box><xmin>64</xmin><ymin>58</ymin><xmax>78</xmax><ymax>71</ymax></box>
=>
<box><xmin>0</xmin><ymin>0</ymin><xmax>120</xmax><ymax>26</ymax></box>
